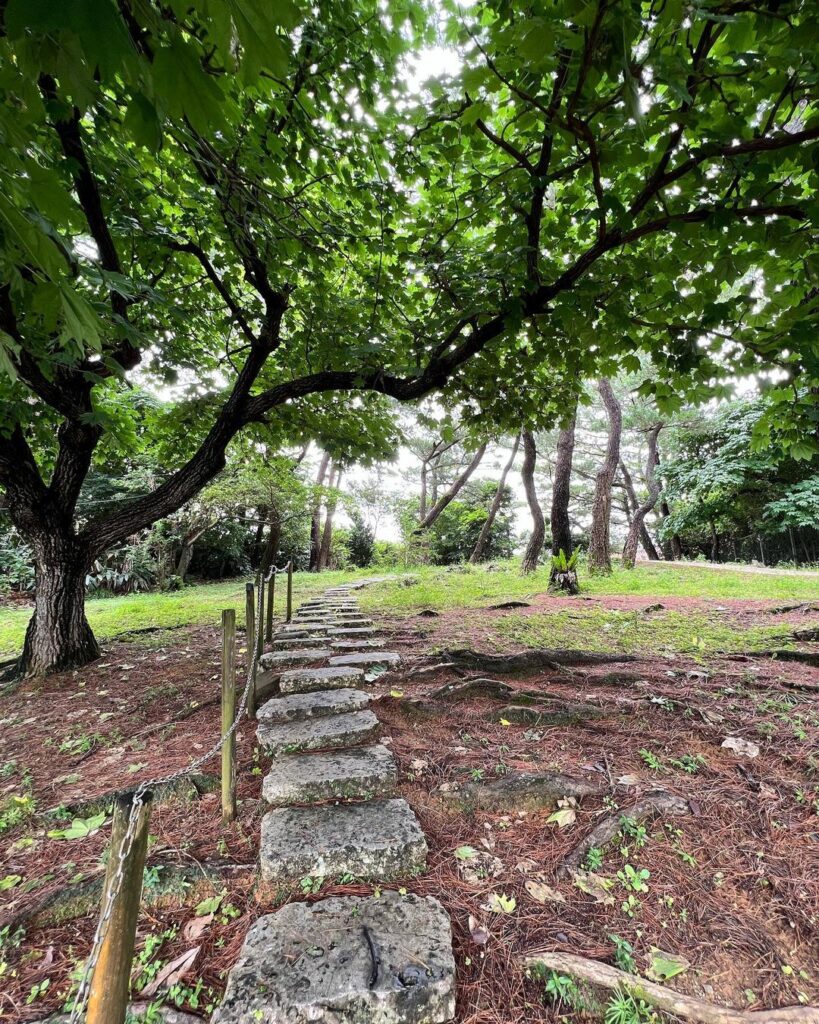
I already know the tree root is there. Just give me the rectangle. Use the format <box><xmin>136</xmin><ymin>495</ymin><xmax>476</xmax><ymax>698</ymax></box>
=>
<box><xmin>44</xmin><ymin>772</ymin><xmax>219</xmax><ymax>819</ymax></box>
<box><xmin>497</xmin><ymin>701</ymin><xmax>606</xmax><ymax>726</ymax></box>
<box><xmin>522</xmin><ymin>952</ymin><xmax>816</xmax><ymax>1024</ymax></box>
<box><xmin>438</xmin><ymin>770</ymin><xmax>606</xmax><ymax>812</ymax></box>
<box><xmin>489</xmin><ymin>600</ymin><xmax>531</xmax><ymax>609</ymax></box>
<box><xmin>443</xmin><ymin>648</ymin><xmax>637</xmax><ymax>673</ymax></box>
<box><xmin>557</xmin><ymin>793</ymin><xmax>690</xmax><ymax>878</ymax></box>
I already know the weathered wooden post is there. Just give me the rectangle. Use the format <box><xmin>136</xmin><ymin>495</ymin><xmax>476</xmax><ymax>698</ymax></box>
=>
<box><xmin>286</xmin><ymin>560</ymin><xmax>293</xmax><ymax>623</ymax></box>
<box><xmin>256</xmin><ymin>573</ymin><xmax>266</xmax><ymax>666</ymax></box>
<box><xmin>245</xmin><ymin>582</ymin><xmax>256</xmax><ymax>717</ymax></box>
<box><xmin>86</xmin><ymin>792</ymin><xmax>152</xmax><ymax>1024</ymax></box>
<box><xmin>265</xmin><ymin>569</ymin><xmax>275</xmax><ymax>642</ymax></box>
<box><xmin>221</xmin><ymin>608</ymin><xmax>236</xmax><ymax>824</ymax></box>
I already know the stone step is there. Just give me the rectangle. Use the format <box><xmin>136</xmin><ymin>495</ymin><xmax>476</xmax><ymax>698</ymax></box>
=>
<box><xmin>259</xmin><ymin>798</ymin><xmax>427</xmax><ymax>882</ymax></box>
<box><xmin>262</xmin><ymin>744</ymin><xmax>396</xmax><ymax>806</ymax></box>
<box><xmin>331</xmin><ymin>640</ymin><xmax>384</xmax><ymax>651</ymax></box>
<box><xmin>330</xmin><ymin>627</ymin><xmax>376</xmax><ymax>636</ymax></box>
<box><xmin>273</xmin><ymin>636</ymin><xmax>341</xmax><ymax>650</ymax></box>
<box><xmin>260</xmin><ymin>649</ymin><xmax>332</xmax><ymax>670</ymax></box>
<box><xmin>257</xmin><ymin>709</ymin><xmax>379</xmax><ymax>756</ymax></box>
<box><xmin>213</xmin><ymin>891</ymin><xmax>455</xmax><ymax>1024</ymax></box>
<box><xmin>329</xmin><ymin>651</ymin><xmax>401</xmax><ymax>669</ymax></box>
<box><xmin>280</xmin><ymin>665</ymin><xmax>366</xmax><ymax>694</ymax></box>
<box><xmin>257</xmin><ymin>687</ymin><xmax>369</xmax><ymax>725</ymax></box>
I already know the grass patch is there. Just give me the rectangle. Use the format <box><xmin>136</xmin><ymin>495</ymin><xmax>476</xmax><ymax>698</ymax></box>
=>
<box><xmin>0</xmin><ymin>569</ymin><xmax>377</xmax><ymax>658</ymax></box>
<box><xmin>356</xmin><ymin>560</ymin><xmax>819</xmax><ymax>615</ymax></box>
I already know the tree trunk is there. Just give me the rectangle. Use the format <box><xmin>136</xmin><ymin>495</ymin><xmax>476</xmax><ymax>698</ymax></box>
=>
<box><xmin>550</xmin><ymin>411</ymin><xmax>576</xmax><ymax>562</ymax></box>
<box><xmin>711</xmin><ymin>522</ymin><xmax>721</xmax><ymax>562</ymax></box>
<box><xmin>309</xmin><ymin>451</ymin><xmax>331</xmax><ymax>571</ymax></box>
<box><xmin>419</xmin><ymin>459</ymin><xmax>428</xmax><ymax>521</ymax></box>
<box><xmin>621</xmin><ymin>424</ymin><xmax>663</xmax><ymax>570</ymax></box>
<box><xmin>619</xmin><ymin>458</ymin><xmax>660</xmax><ymax>561</ymax></box>
<box><xmin>520</xmin><ymin>428</ymin><xmax>545</xmax><ymax>574</ymax></box>
<box><xmin>658</xmin><ymin>498</ymin><xmax>676</xmax><ymax>560</ymax></box>
<box><xmin>20</xmin><ymin>536</ymin><xmax>99</xmax><ymax>676</ymax></box>
<box><xmin>469</xmin><ymin>434</ymin><xmax>520</xmax><ymax>564</ymax></box>
<box><xmin>317</xmin><ymin>466</ymin><xmax>342</xmax><ymax>571</ymax></box>
<box><xmin>587</xmin><ymin>379</ymin><xmax>622</xmax><ymax>574</ymax></box>
<box><xmin>416</xmin><ymin>443</ymin><xmax>487</xmax><ymax>531</ymax></box>
<box><xmin>176</xmin><ymin>542</ymin><xmax>194</xmax><ymax>582</ymax></box>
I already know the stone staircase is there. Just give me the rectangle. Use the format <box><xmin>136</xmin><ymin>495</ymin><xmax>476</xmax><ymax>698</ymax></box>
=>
<box><xmin>214</xmin><ymin>582</ymin><xmax>456</xmax><ymax>1024</ymax></box>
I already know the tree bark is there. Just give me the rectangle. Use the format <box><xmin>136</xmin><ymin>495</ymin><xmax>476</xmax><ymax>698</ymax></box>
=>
<box><xmin>308</xmin><ymin>451</ymin><xmax>331</xmax><ymax>571</ymax></box>
<box><xmin>415</xmin><ymin>443</ymin><xmax>487</xmax><ymax>531</ymax></box>
<box><xmin>520</xmin><ymin>428</ymin><xmax>545</xmax><ymax>574</ymax></box>
<box><xmin>469</xmin><ymin>434</ymin><xmax>520</xmax><ymax>563</ymax></box>
<box><xmin>587</xmin><ymin>379</ymin><xmax>622</xmax><ymax>574</ymax></box>
<box><xmin>621</xmin><ymin>423</ymin><xmax>663</xmax><ymax>569</ymax></box>
<box><xmin>619</xmin><ymin>458</ymin><xmax>660</xmax><ymax>561</ymax></box>
<box><xmin>550</xmin><ymin>410</ymin><xmax>576</xmax><ymax>562</ymax></box>
<box><xmin>316</xmin><ymin>465</ymin><xmax>342</xmax><ymax>571</ymax></box>
<box><xmin>20</xmin><ymin>536</ymin><xmax>99</xmax><ymax>675</ymax></box>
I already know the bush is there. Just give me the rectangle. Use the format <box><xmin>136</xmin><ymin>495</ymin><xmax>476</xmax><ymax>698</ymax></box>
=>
<box><xmin>0</xmin><ymin>533</ymin><xmax>35</xmax><ymax>595</ymax></box>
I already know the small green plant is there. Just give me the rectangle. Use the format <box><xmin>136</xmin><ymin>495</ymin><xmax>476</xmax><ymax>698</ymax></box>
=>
<box><xmin>618</xmin><ymin>864</ymin><xmax>650</xmax><ymax>893</ymax></box>
<box><xmin>299</xmin><ymin>875</ymin><xmax>323</xmax><ymax>895</ymax></box>
<box><xmin>670</xmin><ymin>753</ymin><xmax>706</xmax><ymax>775</ymax></box>
<box><xmin>551</xmin><ymin>548</ymin><xmax>579</xmax><ymax>573</ymax></box>
<box><xmin>543</xmin><ymin>971</ymin><xmax>584</xmax><ymax>1010</ymax></box>
<box><xmin>609</xmin><ymin>934</ymin><xmax>636</xmax><ymax>974</ymax></box>
<box><xmin>584</xmin><ymin>847</ymin><xmax>604</xmax><ymax>871</ymax></box>
<box><xmin>638</xmin><ymin>749</ymin><xmax>665</xmax><ymax>773</ymax></box>
<box><xmin>605</xmin><ymin>988</ymin><xmax>660</xmax><ymax>1024</ymax></box>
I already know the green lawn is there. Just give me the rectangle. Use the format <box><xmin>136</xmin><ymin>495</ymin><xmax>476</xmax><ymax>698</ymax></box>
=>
<box><xmin>355</xmin><ymin>560</ymin><xmax>819</xmax><ymax>615</ymax></box>
<box><xmin>1</xmin><ymin>560</ymin><xmax>817</xmax><ymax>658</ymax></box>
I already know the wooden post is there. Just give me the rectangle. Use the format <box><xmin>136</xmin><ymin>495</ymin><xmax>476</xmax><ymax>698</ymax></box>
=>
<box><xmin>86</xmin><ymin>792</ymin><xmax>152</xmax><ymax>1024</ymax></box>
<box><xmin>286</xmin><ymin>560</ymin><xmax>293</xmax><ymax>623</ymax></box>
<box><xmin>265</xmin><ymin>570</ymin><xmax>275</xmax><ymax>642</ymax></box>
<box><xmin>221</xmin><ymin>609</ymin><xmax>236</xmax><ymax>824</ymax></box>
<box><xmin>245</xmin><ymin>582</ymin><xmax>256</xmax><ymax>717</ymax></box>
<box><xmin>256</xmin><ymin>574</ymin><xmax>265</xmax><ymax>664</ymax></box>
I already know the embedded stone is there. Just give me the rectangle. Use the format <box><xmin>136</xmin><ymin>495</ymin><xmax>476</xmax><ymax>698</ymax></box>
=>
<box><xmin>280</xmin><ymin>665</ymin><xmax>367</xmax><ymax>694</ymax></box>
<box><xmin>331</xmin><ymin>627</ymin><xmax>376</xmax><ymax>636</ymax></box>
<box><xmin>260</xmin><ymin>649</ymin><xmax>332</xmax><ymax>670</ymax></box>
<box><xmin>257</xmin><ymin>710</ymin><xmax>379</xmax><ymax>756</ymax></box>
<box><xmin>273</xmin><ymin>636</ymin><xmax>342</xmax><ymax>650</ymax></box>
<box><xmin>259</xmin><ymin>798</ymin><xmax>427</xmax><ymax>881</ymax></box>
<box><xmin>331</xmin><ymin>640</ymin><xmax>384</xmax><ymax>650</ymax></box>
<box><xmin>257</xmin><ymin>687</ymin><xmax>369</xmax><ymax>724</ymax></box>
<box><xmin>329</xmin><ymin>652</ymin><xmax>401</xmax><ymax>668</ymax></box>
<box><xmin>212</xmin><ymin>891</ymin><xmax>455</xmax><ymax>1024</ymax></box>
<box><xmin>262</xmin><ymin>744</ymin><xmax>396</xmax><ymax>806</ymax></box>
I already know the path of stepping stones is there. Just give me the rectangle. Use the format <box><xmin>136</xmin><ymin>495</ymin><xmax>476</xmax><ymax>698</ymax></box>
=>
<box><xmin>214</xmin><ymin>582</ymin><xmax>456</xmax><ymax>1024</ymax></box>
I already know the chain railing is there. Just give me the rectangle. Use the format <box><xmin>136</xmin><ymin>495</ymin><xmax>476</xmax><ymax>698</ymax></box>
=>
<box><xmin>69</xmin><ymin>563</ymin><xmax>288</xmax><ymax>1023</ymax></box>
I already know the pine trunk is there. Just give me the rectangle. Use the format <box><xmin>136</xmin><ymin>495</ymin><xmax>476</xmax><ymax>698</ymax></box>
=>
<box><xmin>621</xmin><ymin>424</ymin><xmax>663</xmax><ymax>570</ymax></box>
<box><xmin>520</xmin><ymin>428</ymin><xmax>545</xmax><ymax>574</ymax></box>
<box><xmin>317</xmin><ymin>467</ymin><xmax>342</xmax><ymax>571</ymax></box>
<box><xmin>309</xmin><ymin>451</ymin><xmax>331</xmax><ymax>571</ymax></box>
<box><xmin>469</xmin><ymin>434</ymin><xmax>520</xmax><ymax>564</ymax></box>
<box><xmin>19</xmin><ymin>537</ymin><xmax>99</xmax><ymax>676</ymax></box>
<box><xmin>587</xmin><ymin>379</ymin><xmax>622</xmax><ymax>575</ymax></box>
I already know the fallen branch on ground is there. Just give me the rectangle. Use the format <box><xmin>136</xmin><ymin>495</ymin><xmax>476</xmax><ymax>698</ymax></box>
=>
<box><xmin>557</xmin><ymin>793</ymin><xmax>690</xmax><ymax>878</ymax></box>
<box><xmin>444</xmin><ymin>648</ymin><xmax>637</xmax><ymax>673</ymax></box>
<box><xmin>522</xmin><ymin>952</ymin><xmax>817</xmax><ymax>1024</ymax></box>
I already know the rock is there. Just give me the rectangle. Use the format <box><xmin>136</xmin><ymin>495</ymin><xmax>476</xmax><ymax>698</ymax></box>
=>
<box><xmin>273</xmin><ymin>636</ymin><xmax>345</xmax><ymax>650</ymax></box>
<box><xmin>280</xmin><ymin>666</ymin><xmax>367</xmax><ymax>694</ymax></box>
<box><xmin>259</xmin><ymin>798</ymin><xmax>427</xmax><ymax>881</ymax></box>
<box><xmin>262</xmin><ymin>744</ymin><xmax>396</xmax><ymax>806</ymax></box>
<box><xmin>257</xmin><ymin>688</ymin><xmax>370</xmax><ymax>724</ymax></box>
<box><xmin>260</xmin><ymin>649</ymin><xmax>332</xmax><ymax>670</ymax></box>
<box><xmin>722</xmin><ymin>735</ymin><xmax>760</xmax><ymax>758</ymax></box>
<box><xmin>212</xmin><ymin>891</ymin><xmax>455</xmax><ymax>1024</ymax></box>
<box><xmin>331</xmin><ymin>640</ymin><xmax>384</xmax><ymax>650</ymax></box>
<box><xmin>329</xmin><ymin>652</ymin><xmax>401</xmax><ymax>668</ymax></box>
<box><xmin>257</xmin><ymin>710</ymin><xmax>380</xmax><ymax>756</ymax></box>
<box><xmin>440</xmin><ymin>771</ymin><xmax>606</xmax><ymax>812</ymax></box>
<box><xmin>331</xmin><ymin>627</ymin><xmax>376</xmax><ymax>636</ymax></box>
<box><xmin>273</xmin><ymin>627</ymin><xmax>333</xmax><ymax>640</ymax></box>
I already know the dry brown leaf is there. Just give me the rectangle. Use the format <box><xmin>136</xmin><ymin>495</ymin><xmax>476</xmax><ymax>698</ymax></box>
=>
<box><xmin>524</xmin><ymin>879</ymin><xmax>566</xmax><ymax>905</ymax></box>
<box><xmin>183</xmin><ymin>913</ymin><xmax>213</xmax><ymax>942</ymax></box>
<box><xmin>140</xmin><ymin>946</ymin><xmax>200</xmax><ymax>997</ymax></box>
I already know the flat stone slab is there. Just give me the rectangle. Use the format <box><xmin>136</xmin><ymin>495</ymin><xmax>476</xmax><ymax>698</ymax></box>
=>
<box><xmin>260</xmin><ymin>649</ymin><xmax>332</xmax><ymax>670</ymax></box>
<box><xmin>257</xmin><ymin>710</ymin><xmax>379</xmax><ymax>756</ymax></box>
<box><xmin>331</xmin><ymin>640</ymin><xmax>384</xmax><ymax>650</ymax></box>
<box><xmin>213</xmin><ymin>891</ymin><xmax>455</xmax><ymax>1024</ymax></box>
<box><xmin>331</xmin><ymin>627</ymin><xmax>376</xmax><ymax>636</ymax></box>
<box><xmin>262</xmin><ymin>744</ymin><xmax>396</xmax><ymax>806</ymax></box>
<box><xmin>259</xmin><ymin>798</ymin><xmax>427</xmax><ymax>881</ymax></box>
<box><xmin>273</xmin><ymin>636</ymin><xmax>341</xmax><ymax>650</ymax></box>
<box><xmin>257</xmin><ymin>688</ymin><xmax>370</xmax><ymax>724</ymax></box>
<box><xmin>280</xmin><ymin>665</ymin><xmax>367</xmax><ymax>694</ymax></box>
<box><xmin>329</xmin><ymin>652</ymin><xmax>401</xmax><ymax>668</ymax></box>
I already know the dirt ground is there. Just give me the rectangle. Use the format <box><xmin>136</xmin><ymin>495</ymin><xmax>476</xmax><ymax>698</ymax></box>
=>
<box><xmin>1</xmin><ymin>595</ymin><xmax>818</xmax><ymax>1022</ymax></box>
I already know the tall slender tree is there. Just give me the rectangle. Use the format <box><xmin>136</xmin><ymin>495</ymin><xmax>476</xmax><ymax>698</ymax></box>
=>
<box><xmin>588</xmin><ymin>380</ymin><xmax>623</xmax><ymax>574</ymax></box>
<box><xmin>549</xmin><ymin>409</ymin><xmax>578</xmax><ymax>590</ymax></box>
<box><xmin>520</xmin><ymin>429</ymin><xmax>545</xmax><ymax>574</ymax></box>
<box><xmin>470</xmin><ymin>435</ymin><xmax>520</xmax><ymax>563</ymax></box>
<box><xmin>622</xmin><ymin>424</ymin><xmax>664</xmax><ymax>570</ymax></box>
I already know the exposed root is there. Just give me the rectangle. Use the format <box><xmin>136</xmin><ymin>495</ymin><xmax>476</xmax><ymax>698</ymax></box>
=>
<box><xmin>438</xmin><ymin>770</ymin><xmax>606</xmax><ymax>812</ymax></box>
<box><xmin>497</xmin><ymin>701</ymin><xmax>606</xmax><ymax>726</ymax></box>
<box><xmin>522</xmin><ymin>952</ymin><xmax>817</xmax><ymax>1024</ymax></box>
<box><xmin>557</xmin><ymin>793</ymin><xmax>691</xmax><ymax>878</ymax></box>
<box><xmin>489</xmin><ymin>600</ymin><xmax>531</xmax><ymax>609</ymax></box>
<box><xmin>443</xmin><ymin>648</ymin><xmax>637</xmax><ymax>673</ymax></box>
<box><xmin>44</xmin><ymin>773</ymin><xmax>219</xmax><ymax>819</ymax></box>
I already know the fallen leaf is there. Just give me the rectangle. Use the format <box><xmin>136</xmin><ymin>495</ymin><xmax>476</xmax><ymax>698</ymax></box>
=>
<box><xmin>571</xmin><ymin>871</ymin><xmax>615</xmax><ymax>905</ymax></box>
<box><xmin>722</xmin><ymin>736</ymin><xmax>760</xmax><ymax>758</ymax></box>
<box><xmin>183</xmin><ymin>914</ymin><xmax>214</xmax><ymax>942</ymax></box>
<box><xmin>617</xmin><ymin>774</ymin><xmax>640</xmax><ymax>787</ymax></box>
<box><xmin>546</xmin><ymin>808</ymin><xmax>576</xmax><ymax>828</ymax></box>
<box><xmin>195</xmin><ymin>892</ymin><xmax>223</xmax><ymax>916</ymax></box>
<box><xmin>647</xmin><ymin>947</ymin><xmax>690</xmax><ymax>982</ymax></box>
<box><xmin>524</xmin><ymin>879</ymin><xmax>566</xmax><ymax>905</ymax></box>
<box><xmin>468</xmin><ymin>914</ymin><xmax>490</xmax><ymax>945</ymax></box>
<box><xmin>140</xmin><ymin>946</ymin><xmax>200</xmax><ymax>997</ymax></box>
<box><xmin>47</xmin><ymin>812</ymin><xmax>107</xmax><ymax>841</ymax></box>
<box><xmin>484</xmin><ymin>892</ymin><xmax>516</xmax><ymax>914</ymax></box>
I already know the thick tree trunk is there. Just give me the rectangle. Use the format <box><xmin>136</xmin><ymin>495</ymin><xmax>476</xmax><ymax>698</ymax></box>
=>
<box><xmin>416</xmin><ymin>444</ymin><xmax>487</xmax><ymax>531</ymax></box>
<box><xmin>20</xmin><ymin>537</ymin><xmax>99</xmax><ymax>676</ymax></box>
<box><xmin>317</xmin><ymin>466</ymin><xmax>342</xmax><ymax>571</ymax></box>
<box><xmin>520</xmin><ymin>429</ymin><xmax>545</xmax><ymax>574</ymax></box>
<box><xmin>469</xmin><ymin>434</ymin><xmax>520</xmax><ymax>563</ymax></box>
<box><xmin>548</xmin><ymin>411</ymin><xmax>578</xmax><ymax>592</ymax></box>
<box><xmin>309</xmin><ymin>451</ymin><xmax>331</xmax><ymax>571</ymax></box>
<box><xmin>587</xmin><ymin>379</ymin><xmax>622</xmax><ymax>574</ymax></box>
<box><xmin>176</xmin><ymin>542</ymin><xmax>194</xmax><ymax>582</ymax></box>
<box><xmin>621</xmin><ymin>424</ymin><xmax>663</xmax><ymax>570</ymax></box>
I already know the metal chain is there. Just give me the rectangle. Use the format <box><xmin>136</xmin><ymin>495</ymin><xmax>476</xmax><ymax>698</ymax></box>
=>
<box><xmin>69</xmin><ymin>581</ymin><xmax>267</xmax><ymax>1022</ymax></box>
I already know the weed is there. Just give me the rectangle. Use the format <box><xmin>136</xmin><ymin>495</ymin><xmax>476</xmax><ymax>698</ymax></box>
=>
<box><xmin>670</xmin><ymin>753</ymin><xmax>706</xmax><ymax>775</ymax></box>
<box><xmin>610</xmin><ymin>934</ymin><xmax>636</xmax><ymax>974</ymax></box>
<box><xmin>585</xmin><ymin>847</ymin><xmax>604</xmax><ymax>871</ymax></box>
<box><xmin>639</xmin><ymin>749</ymin><xmax>665</xmax><ymax>773</ymax></box>
<box><xmin>605</xmin><ymin>988</ymin><xmax>661</xmax><ymax>1024</ymax></box>
<box><xmin>299</xmin><ymin>875</ymin><xmax>323</xmax><ymax>895</ymax></box>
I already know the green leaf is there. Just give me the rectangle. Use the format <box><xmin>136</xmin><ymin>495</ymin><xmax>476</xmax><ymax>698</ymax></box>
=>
<box><xmin>195</xmin><ymin>892</ymin><xmax>224</xmax><ymax>916</ymax></box>
<box><xmin>47</xmin><ymin>811</ymin><xmax>106</xmax><ymax>840</ymax></box>
<box><xmin>124</xmin><ymin>93</ymin><xmax>163</xmax><ymax>152</ymax></box>
<box><xmin>152</xmin><ymin>35</ymin><xmax>226</xmax><ymax>135</ymax></box>
<box><xmin>647</xmin><ymin>947</ymin><xmax>690</xmax><ymax>982</ymax></box>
